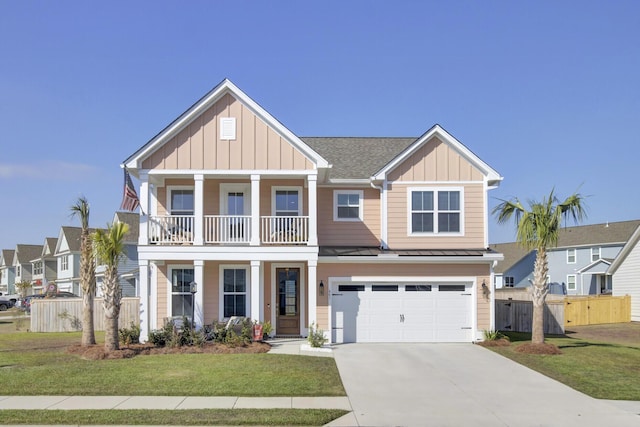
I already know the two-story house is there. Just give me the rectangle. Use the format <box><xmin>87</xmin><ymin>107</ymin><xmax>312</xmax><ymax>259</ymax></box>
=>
<box><xmin>491</xmin><ymin>219</ymin><xmax>640</xmax><ymax>295</ymax></box>
<box><xmin>0</xmin><ymin>249</ymin><xmax>16</xmax><ymax>296</ymax></box>
<box><xmin>123</xmin><ymin>79</ymin><xmax>503</xmax><ymax>343</ymax></box>
<box><xmin>31</xmin><ymin>237</ymin><xmax>58</xmax><ymax>292</ymax></box>
<box><xmin>13</xmin><ymin>244</ymin><xmax>43</xmax><ymax>294</ymax></box>
<box><xmin>54</xmin><ymin>227</ymin><xmax>84</xmax><ymax>295</ymax></box>
<box><xmin>96</xmin><ymin>212</ymin><xmax>139</xmax><ymax>298</ymax></box>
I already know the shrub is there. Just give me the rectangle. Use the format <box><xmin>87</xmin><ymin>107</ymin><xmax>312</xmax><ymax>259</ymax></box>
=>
<box><xmin>308</xmin><ymin>322</ymin><xmax>328</xmax><ymax>348</ymax></box>
<box><xmin>483</xmin><ymin>330</ymin><xmax>507</xmax><ymax>341</ymax></box>
<box><xmin>119</xmin><ymin>322</ymin><xmax>141</xmax><ymax>345</ymax></box>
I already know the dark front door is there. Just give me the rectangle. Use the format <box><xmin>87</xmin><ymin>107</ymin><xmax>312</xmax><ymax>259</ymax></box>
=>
<box><xmin>276</xmin><ymin>268</ymin><xmax>300</xmax><ymax>335</ymax></box>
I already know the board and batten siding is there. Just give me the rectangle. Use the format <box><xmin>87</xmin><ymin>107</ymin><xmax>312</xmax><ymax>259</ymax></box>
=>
<box><xmin>317</xmin><ymin>187</ymin><xmax>381</xmax><ymax>247</ymax></box>
<box><xmin>386</xmin><ymin>183</ymin><xmax>485</xmax><ymax>249</ymax></box>
<box><xmin>141</xmin><ymin>93</ymin><xmax>313</xmax><ymax>172</ymax></box>
<box><xmin>612</xmin><ymin>240</ymin><xmax>640</xmax><ymax>321</ymax></box>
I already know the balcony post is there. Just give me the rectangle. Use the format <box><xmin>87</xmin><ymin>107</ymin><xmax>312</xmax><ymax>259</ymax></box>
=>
<box><xmin>307</xmin><ymin>174</ymin><xmax>318</xmax><ymax>246</ymax></box>
<box><xmin>251</xmin><ymin>175</ymin><xmax>260</xmax><ymax>246</ymax></box>
<box><xmin>194</xmin><ymin>175</ymin><xmax>204</xmax><ymax>245</ymax></box>
<box><xmin>138</xmin><ymin>171</ymin><xmax>149</xmax><ymax>245</ymax></box>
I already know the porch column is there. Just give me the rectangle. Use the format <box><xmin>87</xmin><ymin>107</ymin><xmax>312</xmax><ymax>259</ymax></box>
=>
<box><xmin>138</xmin><ymin>171</ymin><xmax>149</xmax><ymax>245</ymax></box>
<box><xmin>307</xmin><ymin>174</ymin><xmax>318</xmax><ymax>246</ymax></box>
<box><xmin>250</xmin><ymin>260</ymin><xmax>261</xmax><ymax>321</ymax></box>
<box><xmin>139</xmin><ymin>260</ymin><xmax>150</xmax><ymax>342</ymax></box>
<box><xmin>194</xmin><ymin>260</ymin><xmax>204</xmax><ymax>328</ymax></box>
<box><xmin>194</xmin><ymin>174</ymin><xmax>204</xmax><ymax>245</ymax></box>
<box><xmin>251</xmin><ymin>175</ymin><xmax>260</xmax><ymax>246</ymax></box>
<box><xmin>307</xmin><ymin>260</ymin><xmax>317</xmax><ymax>330</ymax></box>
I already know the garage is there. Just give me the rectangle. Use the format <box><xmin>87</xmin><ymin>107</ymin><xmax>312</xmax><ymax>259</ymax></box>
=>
<box><xmin>331</xmin><ymin>282</ymin><xmax>473</xmax><ymax>343</ymax></box>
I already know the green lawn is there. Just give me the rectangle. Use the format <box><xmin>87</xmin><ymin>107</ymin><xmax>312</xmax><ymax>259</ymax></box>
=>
<box><xmin>487</xmin><ymin>332</ymin><xmax>640</xmax><ymax>400</ymax></box>
<box><xmin>0</xmin><ymin>330</ymin><xmax>345</xmax><ymax>397</ymax></box>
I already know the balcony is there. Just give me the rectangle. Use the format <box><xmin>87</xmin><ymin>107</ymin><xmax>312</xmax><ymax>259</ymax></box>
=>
<box><xmin>148</xmin><ymin>215</ymin><xmax>310</xmax><ymax>245</ymax></box>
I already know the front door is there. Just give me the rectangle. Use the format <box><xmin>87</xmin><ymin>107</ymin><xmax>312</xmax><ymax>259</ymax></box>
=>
<box><xmin>276</xmin><ymin>268</ymin><xmax>300</xmax><ymax>335</ymax></box>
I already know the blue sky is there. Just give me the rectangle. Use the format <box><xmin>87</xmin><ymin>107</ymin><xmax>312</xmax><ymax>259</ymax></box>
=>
<box><xmin>1</xmin><ymin>0</ymin><xmax>639</xmax><ymax>250</ymax></box>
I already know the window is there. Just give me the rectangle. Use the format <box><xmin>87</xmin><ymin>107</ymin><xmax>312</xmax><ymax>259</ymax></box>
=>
<box><xmin>61</xmin><ymin>256</ymin><xmax>69</xmax><ymax>271</ymax></box>
<box><xmin>338</xmin><ymin>285</ymin><xmax>364</xmax><ymax>292</ymax></box>
<box><xmin>222</xmin><ymin>268</ymin><xmax>246</xmax><ymax>318</ymax></box>
<box><xmin>439</xmin><ymin>284</ymin><xmax>466</xmax><ymax>292</ymax></box>
<box><xmin>170</xmin><ymin>267</ymin><xmax>194</xmax><ymax>318</ymax></box>
<box><xmin>406</xmin><ymin>285</ymin><xmax>432</xmax><ymax>292</ymax></box>
<box><xmin>591</xmin><ymin>247</ymin><xmax>601</xmax><ymax>262</ymax></box>
<box><xmin>567</xmin><ymin>275</ymin><xmax>577</xmax><ymax>291</ymax></box>
<box><xmin>33</xmin><ymin>261</ymin><xmax>43</xmax><ymax>276</ymax></box>
<box><xmin>409</xmin><ymin>188</ymin><xmax>462</xmax><ymax>234</ymax></box>
<box><xmin>16</xmin><ymin>265</ymin><xmax>21</xmax><ymax>276</ymax></box>
<box><xmin>567</xmin><ymin>248</ymin><xmax>576</xmax><ymax>264</ymax></box>
<box><xmin>372</xmin><ymin>285</ymin><xmax>398</xmax><ymax>292</ymax></box>
<box><xmin>274</xmin><ymin>189</ymin><xmax>300</xmax><ymax>216</ymax></box>
<box><xmin>170</xmin><ymin>189</ymin><xmax>194</xmax><ymax>216</ymax></box>
<box><xmin>334</xmin><ymin>190</ymin><xmax>363</xmax><ymax>221</ymax></box>
<box><xmin>504</xmin><ymin>276</ymin><xmax>514</xmax><ymax>288</ymax></box>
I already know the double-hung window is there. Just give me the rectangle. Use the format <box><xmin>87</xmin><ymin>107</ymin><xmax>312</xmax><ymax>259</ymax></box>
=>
<box><xmin>33</xmin><ymin>261</ymin><xmax>43</xmax><ymax>276</ymax></box>
<box><xmin>567</xmin><ymin>248</ymin><xmax>576</xmax><ymax>264</ymax></box>
<box><xmin>409</xmin><ymin>188</ymin><xmax>462</xmax><ymax>234</ymax></box>
<box><xmin>61</xmin><ymin>255</ymin><xmax>69</xmax><ymax>271</ymax></box>
<box><xmin>170</xmin><ymin>189</ymin><xmax>194</xmax><ymax>216</ymax></box>
<box><xmin>274</xmin><ymin>189</ymin><xmax>300</xmax><ymax>217</ymax></box>
<box><xmin>334</xmin><ymin>190</ymin><xmax>363</xmax><ymax>221</ymax></box>
<box><xmin>504</xmin><ymin>276</ymin><xmax>514</xmax><ymax>287</ymax></box>
<box><xmin>222</xmin><ymin>267</ymin><xmax>247</xmax><ymax>318</ymax></box>
<box><xmin>567</xmin><ymin>274</ymin><xmax>577</xmax><ymax>291</ymax></box>
<box><xmin>170</xmin><ymin>267</ymin><xmax>194</xmax><ymax>319</ymax></box>
<box><xmin>591</xmin><ymin>247</ymin><xmax>601</xmax><ymax>262</ymax></box>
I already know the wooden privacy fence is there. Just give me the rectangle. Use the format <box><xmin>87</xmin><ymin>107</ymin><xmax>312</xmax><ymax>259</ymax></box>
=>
<box><xmin>564</xmin><ymin>295</ymin><xmax>631</xmax><ymax>326</ymax></box>
<box><xmin>30</xmin><ymin>297</ymin><xmax>140</xmax><ymax>332</ymax></box>
<box><xmin>496</xmin><ymin>294</ymin><xmax>631</xmax><ymax>334</ymax></box>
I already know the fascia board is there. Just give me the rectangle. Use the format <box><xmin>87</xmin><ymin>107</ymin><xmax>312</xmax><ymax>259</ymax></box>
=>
<box><xmin>373</xmin><ymin>124</ymin><xmax>502</xmax><ymax>185</ymax></box>
<box><xmin>123</xmin><ymin>79</ymin><xmax>329</xmax><ymax>170</ymax></box>
<box><xmin>318</xmin><ymin>254</ymin><xmax>503</xmax><ymax>264</ymax></box>
<box><xmin>608</xmin><ymin>225</ymin><xmax>640</xmax><ymax>274</ymax></box>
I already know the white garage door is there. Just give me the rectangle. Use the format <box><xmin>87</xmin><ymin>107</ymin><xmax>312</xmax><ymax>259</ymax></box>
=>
<box><xmin>331</xmin><ymin>282</ymin><xmax>473</xmax><ymax>343</ymax></box>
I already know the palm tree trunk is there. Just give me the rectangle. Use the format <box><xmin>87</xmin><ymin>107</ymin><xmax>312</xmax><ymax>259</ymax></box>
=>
<box><xmin>531</xmin><ymin>247</ymin><xmax>550</xmax><ymax>344</ymax></box>
<box><xmin>80</xmin><ymin>233</ymin><xmax>96</xmax><ymax>346</ymax></box>
<box><xmin>103</xmin><ymin>267</ymin><xmax>121</xmax><ymax>351</ymax></box>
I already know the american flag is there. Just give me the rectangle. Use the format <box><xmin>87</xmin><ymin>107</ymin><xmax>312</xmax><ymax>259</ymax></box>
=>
<box><xmin>120</xmin><ymin>169</ymin><xmax>140</xmax><ymax>212</ymax></box>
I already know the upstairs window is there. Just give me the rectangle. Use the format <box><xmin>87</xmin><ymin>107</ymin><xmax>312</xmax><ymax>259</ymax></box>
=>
<box><xmin>591</xmin><ymin>247</ymin><xmax>601</xmax><ymax>262</ymax></box>
<box><xmin>274</xmin><ymin>189</ymin><xmax>301</xmax><ymax>216</ymax></box>
<box><xmin>16</xmin><ymin>265</ymin><xmax>21</xmax><ymax>277</ymax></box>
<box><xmin>567</xmin><ymin>248</ymin><xmax>576</xmax><ymax>264</ymax></box>
<box><xmin>504</xmin><ymin>276</ymin><xmax>514</xmax><ymax>287</ymax></box>
<box><xmin>61</xmin><ymin>255</ymin><xmax>69</xmax><ymax>271</ymax></box>
<box><xmin>334</xmin><ymin>190</ymin><xmax>363</xmax><ymax>221</ymax></box>
<box><xmin>170</xmin><ymin>189</ymin><xmax>194</xmax><ymax>216</ymax></box>
<box><xmin>33</xmin><ymin>261</ymin><xmax>43</xmax><ymax>276</ymax></box>
<box><xmin>409</xmin><ymin>188</ymin><xmax>462</xmax><ymax>234</ymax></box>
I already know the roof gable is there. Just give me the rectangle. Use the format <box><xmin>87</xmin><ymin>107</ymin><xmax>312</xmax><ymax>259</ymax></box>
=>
<box><xmin>609</xmin><ymin>224</ymin><xmax>640</xmax><ymax>274</ymax></box>
<box><xmin>114</xmin><ymin>211</ymin><xmax>140</xmax><ymax>243</ymax></box>
<box><xmin>55</xmin><ymin>227</ymin><xmax>83</xmax><ymax>254</ymax></box>
<box><xmin>372</xmin><ymin>125</ymin><xmax>502</xmax><ymax>185</ymax></box>
<box><xmin>0</xmin><ymin>250</ymin><xmax>15</xmax><ymax>268</ymax></box>
<box><xmin>13</xmin><ymin>244</ymin><xmax>43</xmax><ymax>265</ymax></box>
<box><xmin>123</xmin><ymin>79</ymin><xmax>328</xmax><ymax>173</ymax></box>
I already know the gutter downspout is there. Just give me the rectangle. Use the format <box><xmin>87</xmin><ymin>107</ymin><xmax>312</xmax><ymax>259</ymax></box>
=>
<box><xmin>371</xmin><ymin>179</ymin><xmax>387</xmax><ymax>249</ymax></box>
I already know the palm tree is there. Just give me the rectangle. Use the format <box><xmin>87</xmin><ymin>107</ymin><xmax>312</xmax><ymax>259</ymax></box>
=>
<box><xmin>493</xmin><ymin>189</ymin><xmax>586</xmax><ymax>344</ymax></box>
<box><xmin>70</xmin><ymin>196</ymin><xmax>96</xmax><ymax>346</ymax></box>
<box><xmin>93</xmin><ymin>221</ymin><xmax>129</xmax><ymax>351</ymax></box>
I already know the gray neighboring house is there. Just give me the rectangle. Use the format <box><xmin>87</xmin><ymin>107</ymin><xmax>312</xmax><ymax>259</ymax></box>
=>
<box><xmin>31</xmin><ymin>237</ymin><xmax>58</xmax><ymax>292</ymax></box>
<box><xmin>54</xmin><ymin>226</ymin><xmax>84</xmax><ymax>295</ymax></box>
<box><xmin>608</xmin><ymin>226</ymin><xmax>640</xmax><ymax>321</ymax></box>
<box><xmin>96</xmin><ymin>212</ymin><xmax>139</xmax><ymax>298</ymax></box>
<box><xmin>13</xmin><ymin>244</ymin><xmax>44</xmax><ymax>294</ymax></box>
<box><xmin>0</xmin><ymin>249</ymin><xmax>16</xmax><ymax>295</ymax></box>
<box><xmin>491</xmin><ymin>220</ymin><xmax>640</xmax><ymax>296</ymax></box>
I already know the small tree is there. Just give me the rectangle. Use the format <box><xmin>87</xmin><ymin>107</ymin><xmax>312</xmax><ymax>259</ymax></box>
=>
<box><xmin>93</xmin><ymin>221</ymin><xmax>129</xmax><ymax>351</ymax></box>
<box><xmin>70</xmin><ymin>196</ymin><xmax>96</xmax><ymax>346</ymax></box>
<box><xmin>493</xmin><ymin>189</ymin><xmax>586</xmax><ymax>344</ymax></box>
<box><xmin>14</xmin><ymin>280</ymin><xmax>32</xmax><ymax>298</ymax></box>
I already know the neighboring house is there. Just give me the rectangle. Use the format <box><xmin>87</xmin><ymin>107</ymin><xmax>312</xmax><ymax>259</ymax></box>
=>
<box><xmin>608</xmin><ymin>226</ymin><xmax>640</xmax><ymax>321</ymax></box>
<box><xmin>96</xmin><ymin>212</ymin><xmax>140</xmax><ymax>298</ymax></box>
<box><xmin>123</xmin><ymin>79</ymin><xmax>504</xmax><ymax>343</ymax></box>
<box><xmin>54</xmin><ymin>227</ymin><xmax>84</xmax><ymax>295</ymax></box>
<box><xmin>0</xmin><ymin>249</ymin><xmax>16</xmax><ymax>295</ymax></box>
<box><xmin>31</xmin><ymin>237</ymin><xmax>58</xmax><ymax>292</ymax></box>
<box><xmin>13</xmin><ymin>244</ymin><xmax>44</xmax><ymax>294</ymax></box>
<box><xmin>491</xmin><ymin>220</ymin><xmax>640</xmax><ymax>295</ymax></box>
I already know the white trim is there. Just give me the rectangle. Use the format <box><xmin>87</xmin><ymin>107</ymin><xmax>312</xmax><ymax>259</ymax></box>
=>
<box><xmin>148</xmin><ymin>169</ymin><xmax>319</xmax><ymax>177</ymax></box>
<box><xmin>218</xmin><ymin>264</ymin><xmax>250</xmax><ymax>321</ymax></box>
<box><xmin>567</xmin><ymin>274</ymin><xmax>577</xmax><ymax>291</ymax></box>
<box><xmin>271</xmin><ymin>186</ymin><xmax>303</xmax><ymax>216</ymax></box>
<box><xmin>270</xmin><ymin>262</ymin><xmax>306</xmax><ymax>336</ymax></box>
<box><xmin>333</xmin><ymin>189</ymin><xmax>364</xmax><ymax>222</ymax></box>
<box><xmin>220</xmin><ymin>117</ymin><xmax>236</xmax><ymax>140</ymax></box>
<box><xmin>389</xmin><ymin>180</ymin><xmax>484</xmax><ymax>185</ymax></box>
<box><xmin>167</xmin><ymin>264</ymin><xmax>194</xmax><ymax>319</ymax></box>
<box><xmin>407</xmin><ymin>187</ymin><xmax>465</xmax><ymax>236</ymax></box>
<box><xmin>609</xmin><ymin>225</ymin><xmax>640</xmax><ymax>274</ymax></box>
<box><xmin>567</xmin><ymin>248</ymin><xmax>576</xmax><ymax>264</ymax></box>
<box><xmin>166</xmin><ymin>185</ymin><xmax>195</xmax><ymax>215</ymax></box>
<box><xmin>220</xmin><ymin>183</ymin><xmax>251</xmax><ymax>215</ymax></box>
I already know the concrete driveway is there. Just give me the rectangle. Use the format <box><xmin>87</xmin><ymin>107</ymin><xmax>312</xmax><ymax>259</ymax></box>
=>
<box><xmin>329</xmin><ymin>343</ymin><xmax>639</xmax><ymax>427</ymax></box>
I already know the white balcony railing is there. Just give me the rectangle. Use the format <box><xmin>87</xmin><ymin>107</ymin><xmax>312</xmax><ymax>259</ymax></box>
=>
<box><xmin>261</xmin><ymin>216</ymin><xmax>309</xmax><ymax>244</ymax></box>
<box><xmin>147</xmin><ymin>215</ymin><xmax>309</xmax><ymax>245</ymax></box>
<box><xmin>148</xmin><ymin>215</ymin><xmax>194</xmax><ymax>244</ymax></box>
<box><xmin>204</xmin><ymin>215</ymin><xmax>251</xmax><ymax>244</ymax></box>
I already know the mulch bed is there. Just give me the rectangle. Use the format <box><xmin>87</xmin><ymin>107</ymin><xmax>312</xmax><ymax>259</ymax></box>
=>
<box><xmin>476</xmin><ymin>338</ymin><xmax>511</xmax><ymax>347</ymax></box>
<box><xmin>67</xmin><ymin>341</ymin><xmax>271</xmax><ymax>360</ymax></box>
<box><xmin>514</xmin><ymin>342</ymin><xmax>563</xmax><ymax>355</ymax></box>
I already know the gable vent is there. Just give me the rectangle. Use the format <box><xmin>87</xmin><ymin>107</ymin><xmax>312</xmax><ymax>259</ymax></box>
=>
<box><xmin>220</xmin><ymin>117</ymin><xmax>236</xmax><ymax>140</ymax></box>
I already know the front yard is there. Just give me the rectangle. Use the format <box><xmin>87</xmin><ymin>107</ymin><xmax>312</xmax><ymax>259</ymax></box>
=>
<box><xmin>487</xmin><ymin>323</ymin><xmax>640</xmax><ymax>400</ymax></box>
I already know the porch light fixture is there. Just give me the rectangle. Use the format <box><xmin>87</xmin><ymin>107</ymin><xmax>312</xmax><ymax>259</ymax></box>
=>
<box><xmin>319</xmin><ymin>280</ymin><xmax>324</xmax><ymax>296</ymax></box>
<box><xmin>189</xmin><ymin>282</ymin><xmax>197</xmax><ymax>330</ymax></box>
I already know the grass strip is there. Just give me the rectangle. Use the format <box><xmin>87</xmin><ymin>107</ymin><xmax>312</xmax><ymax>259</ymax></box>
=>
<box><xmin>0</xmin><ymin>409</ymin><xmax>349</xmax><ymax>425</ymax></box>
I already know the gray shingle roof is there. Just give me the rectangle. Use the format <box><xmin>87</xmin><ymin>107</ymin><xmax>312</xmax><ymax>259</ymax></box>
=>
<box><xmin>1</xmin><ymin>250</ymin><xmax>15</xmax><ymax>268</ymax></box>
<box><xmin>489</xmin><ymin>242</ymin><xmax>531</xmax><ymax>274</ymax></box>
<box><xmin>14</xmin><ymin>244</ymin><xmax>44</xmax><ymax>265</ymax></box>
<box><xmin>301</xmin><ymin>137</ymin><xmax>416</xmax><ymax>180</ymax></box>
<box><xmin>114</xmin><ymin>212</ymin><xmax>140</xmax><ymax>242</ymax></box>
